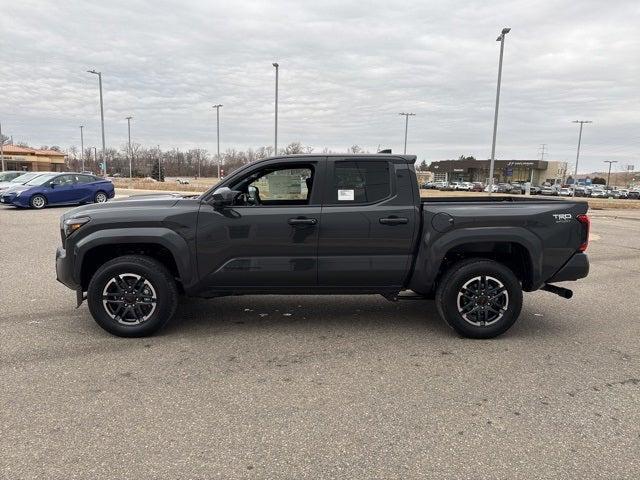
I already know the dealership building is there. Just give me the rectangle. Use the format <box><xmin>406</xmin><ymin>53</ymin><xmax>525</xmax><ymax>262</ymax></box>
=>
<box><xmin>427</xmin><ymin>159</ymin><xmax>569</xmax><ymax>186</ymax></box>
<box><xmin>0</xmin><ymin>145</ymin><xmax>66</xmax><ymax>172</ymax></box>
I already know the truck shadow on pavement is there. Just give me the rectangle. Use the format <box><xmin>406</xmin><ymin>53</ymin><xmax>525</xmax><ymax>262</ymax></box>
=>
<box><xmin>152</xmin><ymin>295</ymin><xmax>564</xmax><ymax>340</ymax></box>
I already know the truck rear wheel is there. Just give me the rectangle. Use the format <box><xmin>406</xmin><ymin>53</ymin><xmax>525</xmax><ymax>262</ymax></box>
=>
<box><xmin>87</xmin><ymin>255</ymin><xmax>178</xmax><ymax>337</ymax></box>
<box><xmin>435</xmin><ymin>259</ymin><xmax>522</xmax><ymax>339</ymax></box>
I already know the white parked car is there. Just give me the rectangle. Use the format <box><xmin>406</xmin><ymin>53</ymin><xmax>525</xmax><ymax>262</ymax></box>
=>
<box><xmin>176</xmin><ymin>178</ymin><xmax>191</xmax><ymax>185</ymax></box>
<box><xmin>559</xmin><ymin>188</ymin><xmax>572</xmax><ymax>196</ymax></box>
<box><xmin>456</xmin><ymin>182</ymin><xmax>473</xmax><ymax>191</ymax></box>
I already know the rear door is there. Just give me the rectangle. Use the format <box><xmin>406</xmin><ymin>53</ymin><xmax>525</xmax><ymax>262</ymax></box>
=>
<box><xmin>75</xmin><ymin>175</ymin><xmax>97</xmax><ymax>201</ymax></box>
<box><xmin>317</xmin><ymin>157</ymin><xmax>418</xmax><ymax>288</ymax></box>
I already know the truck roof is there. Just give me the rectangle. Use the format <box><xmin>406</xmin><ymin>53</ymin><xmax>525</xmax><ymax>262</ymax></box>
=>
<box><xmin>265</xmin><ymin>153</ymin><xmax>418</xmax><ymax>163</ymax></box>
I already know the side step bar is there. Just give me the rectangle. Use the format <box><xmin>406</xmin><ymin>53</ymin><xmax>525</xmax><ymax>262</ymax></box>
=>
<box><xmin>541</xmin><ymin>283</ymin><xmax>573</xmax><ymax>299</ymax></box>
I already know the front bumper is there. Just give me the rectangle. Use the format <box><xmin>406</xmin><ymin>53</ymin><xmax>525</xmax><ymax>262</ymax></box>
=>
<box><xmin>56</xmin><ymin>246</ymin><xmax>79</xmax><ymax>290</ymax></box>
<box><xmin>1</xmin><ymin>192</ymin><xmax>29</xmax><ymax>207</ymax></box>
<box><xmin>0</xmin><ymin>193</ymin><xmax>16</xmax><ymax>205</ymax></box>
<box><xmin>547</xmin><ymin>253</ymin><xmax>590</xmax><ymax>283</ymax></box>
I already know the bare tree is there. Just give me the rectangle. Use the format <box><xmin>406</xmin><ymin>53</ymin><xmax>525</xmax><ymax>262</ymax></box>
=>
<box><xmin>284</xmin><ymin>142</ymin><xmax>304</xmax><ymax>154</ymax></box>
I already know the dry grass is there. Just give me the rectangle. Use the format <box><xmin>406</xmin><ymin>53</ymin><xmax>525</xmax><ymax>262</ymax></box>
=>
<box><xmin>112</xmin><ymin>177</ymin><xmax>217</xmax><ymax>193</ymax></box>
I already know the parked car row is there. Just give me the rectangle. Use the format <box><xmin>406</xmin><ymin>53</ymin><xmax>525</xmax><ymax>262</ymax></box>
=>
<box><xmin>422</xmin><ymin>181</ymin><xmax>543</xmax><ymax>195</ymax></box>
<box><xmin>422</xmin><ymin>181</ymin><xmax>484</xmax><ymax>192</ymax></box>
<box><xmin>573</xmin><ymin>186</ymin><xmax>639</xmax><ymax>199</ymax></box>
<box><xmin>0</xmin><ymin>171</ymin><xmax>115</xmax><ymax>209</ymax></box>
<box><xmin>420</xmin><ymin>180</ymin><xmax>640</xmax><ymax>199</ymax></box>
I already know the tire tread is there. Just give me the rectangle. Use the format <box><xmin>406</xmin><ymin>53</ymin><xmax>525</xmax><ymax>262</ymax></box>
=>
<box><xmin>87</xmin><ymin>255</ymin><xmax>178</xmax><ymax>337</ymax></box>
<box><xmin>435</xmin><ymin>258</ymin><xmax>522</xmax><ymax>339</ymax></box>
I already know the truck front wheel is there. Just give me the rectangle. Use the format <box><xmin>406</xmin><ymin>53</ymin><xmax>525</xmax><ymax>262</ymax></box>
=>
<box><xmin>435</xmin><ymin>259</ymin><xmax>522</xmax><ymax>339</ymax></box>
<box><xmin>87</xmin><ymin>255</ymin><xmax>178</xmax><ymax>337</ymax></box>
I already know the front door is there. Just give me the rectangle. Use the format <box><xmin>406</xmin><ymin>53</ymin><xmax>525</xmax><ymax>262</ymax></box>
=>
<box><xmin>317</xmin><ymin>157</ymin><xmax>418</xmax><ymax>288</ymax></box>
<box><xmin>196</xmin><ymin>159</ymin><xmax>324</xmax><ymax>292</ymax></box>
<box><xmin>47</xmin><ymin>174</ymin><xmax>80</xmax><ymax>204</ymax></box>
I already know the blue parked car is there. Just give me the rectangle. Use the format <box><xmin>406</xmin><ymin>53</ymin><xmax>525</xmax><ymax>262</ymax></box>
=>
<box><xmin>0</xmin><ymin>173</ymin><xmax>115</xmax><ymax>209</ymax></box>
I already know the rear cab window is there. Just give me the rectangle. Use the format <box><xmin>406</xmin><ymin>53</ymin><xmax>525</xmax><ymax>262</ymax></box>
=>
<box><xmin>327</xmin><ymin>159</ymin><xmax>391</xmax><ymax>205</ymax></box>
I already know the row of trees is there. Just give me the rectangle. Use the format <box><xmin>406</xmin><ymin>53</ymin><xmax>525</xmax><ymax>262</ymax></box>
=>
<box><xmin>64</xmin><ymin>142</ymin><xmax>372</xmax><ymax>179</ymax></box>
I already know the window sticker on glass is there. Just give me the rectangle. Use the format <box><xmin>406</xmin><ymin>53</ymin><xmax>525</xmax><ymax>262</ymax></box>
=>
<box><xmin>338</xmin><ymin>189</ymin><xmax>355</xmax><ymax>201</ymax></box>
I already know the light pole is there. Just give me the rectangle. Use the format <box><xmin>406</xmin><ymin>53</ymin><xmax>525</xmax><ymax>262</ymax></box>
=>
<box><xmin>125</xmin><ymin>116</ymin><xmax>133</xmax><ymax>178</ymax></box>
<box><xmin>92</xmin><ymin>147</ymin><xmax>98</xmax><ymax>173</ymax></box>
<box><xmin>604</xmin><ymin>160</ymin><xmax>617</xmax><ymax>188</ymax></box>
<box><xmin>157</xmin><ymin>145</ymin><xmax>162</xmax><ymax>181</ymax></box>
<box><xmin>571</xmin><ymin>120</ymin><xmax>592</xmax><ymax>196</ymax></box>
<box><xmin>212</xmin><ymin>104</ymin><xmax>223</xmax><ymax>178</ymax></box>
<box><xmin>272</xmin><ymin>62</ymin><xmax>279</xmax><ymax>155</ymax></box>
<box><xmin>79</xmin><ymin>125</ymin><xmax>84</xmax><ymax>172</ymax></box>
<box><xmin>0</xmin><ymin>122</ymin><xmax>5</xmax><ymax>172</ymax></box>
<box><xmin>398</xmin><ymin>113</ymin><xmax>416</xmax><ymax>154</ymax></box>
<box><xmin>488</xmin><ymin>27</ymin><xmax>511</xmax><ymax>196</ymax></box>
<box><xmin>87</xmin><ymin>69</ymin><xmax>106</xmax><ymax>175</ymax></box>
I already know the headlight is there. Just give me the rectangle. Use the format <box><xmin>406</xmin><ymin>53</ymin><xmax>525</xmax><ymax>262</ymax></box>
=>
<box><xmin>63</xmin><ymin>217</ymin><xmax>91</xmax><ymax>237</ymax></box>
<box><xmin>15</xmin><ymin>191</ymin><xmax>21</xmax><ymax>197</ymax></box>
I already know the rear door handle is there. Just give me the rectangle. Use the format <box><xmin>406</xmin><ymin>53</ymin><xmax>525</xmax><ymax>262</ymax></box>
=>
<box><xmin>379</xmin><ymin>217</ymin><xmax>408</xmax><ymax>225</ymax></box>
<box><xmin>288</xmin><ymin>217</ymin><xmax>317</xmax><ymax>226</ymax></box>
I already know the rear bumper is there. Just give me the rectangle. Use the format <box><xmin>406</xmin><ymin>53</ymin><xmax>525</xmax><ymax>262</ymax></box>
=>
<box><xmin>547</xmin><ymin>253</ymin><xmax>590</xmax><ymax>283</ymax></box>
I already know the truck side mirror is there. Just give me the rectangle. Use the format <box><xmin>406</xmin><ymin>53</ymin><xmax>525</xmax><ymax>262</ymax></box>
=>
<box><xmin>211</xmin><ymin>187</ymin><xmax>235</xmax><ymax>208</ymax></box>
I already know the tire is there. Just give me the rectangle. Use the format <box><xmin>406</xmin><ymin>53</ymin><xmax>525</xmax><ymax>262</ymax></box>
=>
<box><xmin>94</xmin><ymin>191</ymin><xmax>108</xmax><ymax>203</ymax></box>
<box><xmin>30</xmin><ymin>194</ymin><xmax>47</xmax><ymax>209</ymax></box>
<box><xmin>87</xmin><ymin>255</ymin><xmax>178</xmax><ymax>337</ymax></box>
<box><xmin>435</xmin><ymin>258</ymin><xmax>522</xmax><ymax>339</ymax></box>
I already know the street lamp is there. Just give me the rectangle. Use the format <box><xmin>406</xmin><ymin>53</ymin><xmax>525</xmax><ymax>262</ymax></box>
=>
<box><xmin>572</xmin><ymin>120</ymin><xmax>593</xmax><ymax>196</ymax></box>
<box><xmin>398</xmin><ymin>113</ymin><xmax>416</xmax><ymax>154</ymax></box>
<box><xmin>92</xmin><ymin>147</ymin><xmax>98</xmax><ymax>173</ymax></box>
<box><xmin>272</xmin><ymin>62</ymin><xmax>279</xmax><ymax>155</ymax></box>
<box><xmin>87</xmin><ymin>69</ymin><xmax>106</xmax><ymax>175</ymax></box>
<box><xmin>125</xmin><ymin>116</ymin><xmax>133</xmax><ymax>179</ymax></box>
<box><xmin>79</xmin><ymin>125</ymin><xmax>84</xmax><ymax>172</ymax></box>
<box><xmin>1</xmin><ymin>122</ymin><xmax>7</xmax><ymax>171</ymax></box>
<box><xmin>212</xmin><ymin>104</ymin><xmax>223</xmax><ymax>178</ymax></box>
<box><xmin>488</xmin><ymin>27</ymin><xmax>511</xmax><ymax>196</ymax></box>
<box><xmin>604</xmin><ymin>160</ymin><xmax>617</xmax><ymax>188</ymax></box>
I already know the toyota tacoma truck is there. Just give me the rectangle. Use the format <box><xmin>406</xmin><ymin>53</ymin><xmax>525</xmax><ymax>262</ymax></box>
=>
<box><xmin>56</xmin><ymin>154</ymin><xmax>590</xmax><ymax>338</ymax></box>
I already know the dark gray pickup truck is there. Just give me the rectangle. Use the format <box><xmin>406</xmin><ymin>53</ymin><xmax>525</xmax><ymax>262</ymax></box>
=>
<box><xmin>56</xmin><ymin>154</ymin><xmax>590</xmax><ymax>338</ymax></box>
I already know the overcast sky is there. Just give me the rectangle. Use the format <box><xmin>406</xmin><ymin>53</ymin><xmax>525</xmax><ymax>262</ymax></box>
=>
<box><xmin>1</xmin><ymin>0</ymin><xmax>638</xmax><ymax>172</ymax></box>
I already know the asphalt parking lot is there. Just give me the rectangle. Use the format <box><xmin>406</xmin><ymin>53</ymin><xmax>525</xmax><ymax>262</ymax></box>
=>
<box><xmin>1</xmin><ymin>203</ymin><xmax>639</xmax><ymax>479</ymax></box>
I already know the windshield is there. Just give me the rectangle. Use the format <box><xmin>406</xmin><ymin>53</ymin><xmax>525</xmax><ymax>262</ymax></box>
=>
<box><xmin>26</xmin><ymin>174</ymin><xmax>56</xmax><ymax>186</ymax></box>
<box><xmin>11</xmin><ymin>172</ymin><xmax>40</xmax><ymax>183</ymax></box>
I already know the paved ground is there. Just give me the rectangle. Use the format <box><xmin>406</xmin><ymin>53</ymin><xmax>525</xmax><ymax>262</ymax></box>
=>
<box><xmin>1</xmin><ymin>204</ymin><xmax>639</xmax><ymax>479</ymax></box>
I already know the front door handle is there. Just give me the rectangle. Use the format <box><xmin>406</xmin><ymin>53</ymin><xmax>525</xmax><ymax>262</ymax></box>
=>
<box><xmin>288</xmin><ymin>217</ymin><xmax>317</xmax><ymax>226</ymax></box>
<box><xmin>379</xmin><ymin>216</ymin><xmax>408</xmax><ymax>225</ymax></box>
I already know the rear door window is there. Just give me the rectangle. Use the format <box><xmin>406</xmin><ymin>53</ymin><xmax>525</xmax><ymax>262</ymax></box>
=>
<box><xmin>330</xmin><ymin>160</ymin><xmax>391</xmax><ymax>204</ymax></box>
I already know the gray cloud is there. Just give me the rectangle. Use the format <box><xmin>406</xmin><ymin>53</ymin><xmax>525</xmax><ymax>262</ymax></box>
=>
<box><xmin>1</xmin><ymin>0</ymin><xmax>638</xmax><ymax>172</ymax></box>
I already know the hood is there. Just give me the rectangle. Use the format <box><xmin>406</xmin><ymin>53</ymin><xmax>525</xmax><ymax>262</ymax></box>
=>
<box><xmin>0</xmin><ymin>181</ymin><xmax>23</xmax><ymax>191</ymax></box>
<box><xmin>64</xmin><ymin>193</ymin><xmax>194</xmax><ymax>218</ymax></box>
<box><xmin>1</xmin><ymin>184</ymin><xmax>31</xmax><ymax>194</ymax></box>
<box><xmin>113</xmin><ymin>192</ymin><xmax>198</xmax><ymax>202</ymax></box>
